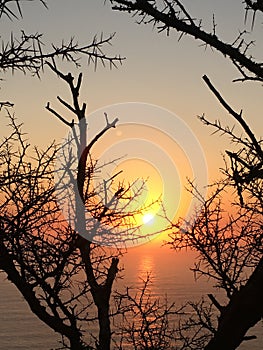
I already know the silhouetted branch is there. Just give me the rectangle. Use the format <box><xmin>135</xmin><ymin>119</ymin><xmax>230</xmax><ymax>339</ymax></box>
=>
<box><xmin>0</xmin><ymin>0</ymin><xmax>47</xmax><ymax>20</ymax></box>
<box><xmin>0</xmin><ymin>31</ymin><xmax>124</xmax><ymax>77</ymax></box>
<box><xmin>45</xmin><ymin>102</ymin><xmax>74</xmax><ymax>127</ymax></box>
<box><xmin>114</xmin><ymin>274</ymin><xmax>180</xmax><ymax>349</ymax></box>
<box><xmin>110</xmin><ymin>0</ymin><xmax>263</xmax><ymax>81</ymax></box>
<box><xmin>0</xmin><ymin>101</ymin><xmax>14</xmax><ymax>109</ymax></box>
<box><xmin>244</xmin><ymin>0</ymin><xmax>263</xmax><ymax>29</ymax></box>
<box><xmin>207</xmin><ymin>294</ymin><xmax>224</xmax><ymax>313</ymax></box>
<box><xmin>202</xmin><ymin>75</ymin><xmax>263</xmax><ymax>162</ymax></box>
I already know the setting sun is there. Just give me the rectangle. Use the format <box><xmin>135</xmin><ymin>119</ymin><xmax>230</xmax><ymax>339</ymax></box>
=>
<box><xmin>142</xmin><ymin>213</ymin><xmax>155</xmax><ymax>225</ymax></box>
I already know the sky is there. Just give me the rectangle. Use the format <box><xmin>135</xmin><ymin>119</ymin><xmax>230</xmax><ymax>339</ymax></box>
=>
<box><xmin>1</xmin><ymin>0</ymin><xmax>262</xmax><ymax>245</ymax></box>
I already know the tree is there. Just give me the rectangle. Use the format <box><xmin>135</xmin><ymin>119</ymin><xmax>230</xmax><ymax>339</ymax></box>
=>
<box><xmin>107</xmin><ymin>1</ymin><xmax>263</xmax><ymax>349</ymax></box>
<box><xmin>0</xmin><ymin>1</ymin><xmax>155</xmax><ymax>349</ymax></box>
<box><xmin>174</xmin><ymin>75</ymin><xmax>263</xmax><ymax>350</ymax></box>
<box><xmin>1</xmin><ymin>63</ymin><xmax>162</xmax><ymax>349</ymax></box>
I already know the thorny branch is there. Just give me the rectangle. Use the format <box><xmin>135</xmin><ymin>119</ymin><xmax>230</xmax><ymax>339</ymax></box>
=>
<box><xmin>0</xmin><ymin>0</ymin><xmax>47</xmax><ymax>20</ymax></box>
<box><xmin>0</xmin><ymin>31</ymin><xmax>124</xmax><ymax>77</ymax></box>
<box><xmin>109</xmin><ymin>0</ymin><xmax>263</xmax><ymax>82</ymax></box>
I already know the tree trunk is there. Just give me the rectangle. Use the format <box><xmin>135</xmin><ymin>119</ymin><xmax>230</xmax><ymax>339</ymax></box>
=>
<box><xmin>205</xmin><ymin>257</ymin><xmax>263</xmax><ymax>350</ymax></box>
<box><xmin>97</xmin><ymin>303</ymin><xmax>111</xmax><ymax>350</ymax></box>
<box><xmin>79</xmin><ymin>239</ymin><xmax>119</xmax><ymax>350</ymax></box>
<box><xmin>69</xmin><ymin>337</ymin><xmax>85</xmax><ymax>350</ymax></box>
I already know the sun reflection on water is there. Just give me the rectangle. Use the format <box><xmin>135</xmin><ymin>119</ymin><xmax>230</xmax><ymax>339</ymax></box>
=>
<box><xmin>137</xmin><ymin>254</ymin><xmax>156</xmax><ymax>283</ymax></box>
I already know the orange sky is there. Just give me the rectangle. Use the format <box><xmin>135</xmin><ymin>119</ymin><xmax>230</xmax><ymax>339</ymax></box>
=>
<box><xmin>1</xmin><ymin>0</ymin><xmax>262</xmax><ymax>247</ymax></box>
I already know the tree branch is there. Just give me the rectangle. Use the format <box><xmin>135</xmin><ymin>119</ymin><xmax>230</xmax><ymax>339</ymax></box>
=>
<box><xmin>202</xmin><ymin>75</ymin><xmax>263</xmax><ymax>162</ymax></box>
<box><xmin>110</xmin><ymin>0</ymin><xmax>263</xmax><ymax>81</ymax></box>
<box><xmin>45</xmin><ymin>101</ymin><xmax>74</xmax><ymax>127</ymax></box>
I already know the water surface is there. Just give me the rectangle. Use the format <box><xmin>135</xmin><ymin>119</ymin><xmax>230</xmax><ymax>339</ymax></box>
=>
<box><xmin>0</xmin><ymin>246</ymin><xmax>261</xmax><ymax>349</ymax></box>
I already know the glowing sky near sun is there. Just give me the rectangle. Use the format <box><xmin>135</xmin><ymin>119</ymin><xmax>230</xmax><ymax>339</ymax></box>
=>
<box><xmin>1</xmin><ymin>0</ymin><xmax>262</xmax><ymax>245</ymax></box>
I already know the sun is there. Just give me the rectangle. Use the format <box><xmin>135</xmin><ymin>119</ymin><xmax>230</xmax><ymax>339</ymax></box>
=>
<box><xmin>142</xmin><ymin>213</ymin><xmax>155</xmax><ymax>225</ymax></box>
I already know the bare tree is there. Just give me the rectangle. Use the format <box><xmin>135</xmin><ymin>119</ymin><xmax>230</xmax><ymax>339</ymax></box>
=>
<box><xmin>0</xmin><ymin>61</ymin><xmax>155</xmax><ymax>348</ymax></box>
<box><xmin>181</xmin><ymin>76</ymin><xmax>262</xmax><ymax>350</ymax></box>
<box><xmin>0</xmin><ymin>114</ymin><xmax>87</xmax><ymax>349</ymax></box>
<box><xmin>0</xmin><ymin>2</ymin><xmax>150</xmax><ymax>349</ymax></box>
<box><xmin>46</xmin><ymin>62</ymin><xmax>154</xmax><ymax>349</ymax></box>
<box><xmin>170</xmin><ymin>179</ymin><xmax>262</xmax><ymax>349</ymax></box>
<box><xmin>107</xmin><ymin>1</ymin><xmax>263</xmax><ymax>349</ymax></box>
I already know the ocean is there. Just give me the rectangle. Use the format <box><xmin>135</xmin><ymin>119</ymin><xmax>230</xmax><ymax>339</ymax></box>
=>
<box><xmin>0</xmin><ymin>245</ymin><xmax>262</xmax><ymax>349</ymax></box>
